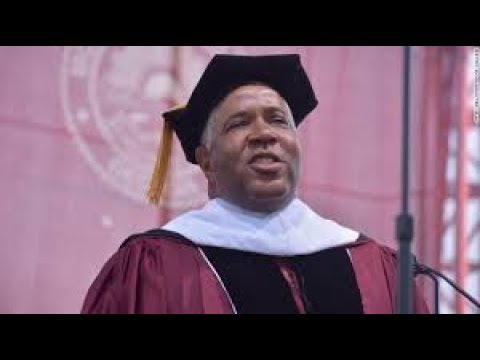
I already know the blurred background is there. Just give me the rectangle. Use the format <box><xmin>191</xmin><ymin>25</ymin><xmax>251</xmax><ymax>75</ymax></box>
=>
<box><xmin>0</xmin><ymin>46</ymin><xmax>478</xmax><ymax>314</ymax></box>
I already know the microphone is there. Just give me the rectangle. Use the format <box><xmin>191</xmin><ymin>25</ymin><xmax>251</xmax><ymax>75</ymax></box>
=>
<box><xmin>413</xmin><ymin>256</ymin><xmax>480</xmax><ymax>314</ymax></box>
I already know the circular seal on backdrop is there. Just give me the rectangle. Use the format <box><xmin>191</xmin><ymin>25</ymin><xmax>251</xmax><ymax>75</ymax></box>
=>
<box><xmin>60</xmin><ymin>46</ymin><xmax>209</xmax><ymax>210</ymax></box>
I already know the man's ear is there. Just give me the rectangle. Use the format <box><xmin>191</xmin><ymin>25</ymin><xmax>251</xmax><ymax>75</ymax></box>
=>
<box><xmin>196</xmin><ymin>145</ymin><xmax>218</xmax><ymax>198</ymax></box>
<box><xmin>195</xmin><ymin>145</ymin><xmax>213</xmax><ymax>175</ymax></box>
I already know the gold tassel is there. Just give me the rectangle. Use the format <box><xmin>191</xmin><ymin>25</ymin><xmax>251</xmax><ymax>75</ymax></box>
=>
<box><xmin>146</xmin><ymin>119</ymin><xmax>174</xmax><ymax>205</ymax></box>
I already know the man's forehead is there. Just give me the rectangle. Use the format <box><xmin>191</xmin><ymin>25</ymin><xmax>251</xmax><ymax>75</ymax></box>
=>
<box><xmin>219</xmin><ymin>84</ymin><xmax>289</xmax><ymax>109</ymax></box>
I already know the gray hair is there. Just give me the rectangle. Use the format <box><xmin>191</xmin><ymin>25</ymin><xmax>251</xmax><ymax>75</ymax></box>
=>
<box><xmin>200</xmin><ymin>106</ymin><xmax>218</xmax><ymax>150</ymax></box>
<box><xmin>200</xmin><ymin>100</ymin><xmax>296</xmax><ymax>150</ymax></box>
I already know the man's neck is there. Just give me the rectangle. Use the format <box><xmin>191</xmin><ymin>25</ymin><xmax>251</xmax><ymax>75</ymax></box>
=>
<box><xmin>214</xmin><ymin>196</ymin><xmax>296</xmax><ymax>217</ymax></box>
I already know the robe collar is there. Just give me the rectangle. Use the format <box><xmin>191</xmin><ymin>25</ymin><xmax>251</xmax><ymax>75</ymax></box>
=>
<box><xmin>163</xmin><ymin>197</ymin><xmax>359</xmax><ymax>256</ymax></box>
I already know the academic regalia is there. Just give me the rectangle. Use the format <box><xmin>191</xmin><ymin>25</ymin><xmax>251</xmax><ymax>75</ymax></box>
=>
<box><xmin>81</xmin><ymin>229</ymin><xmax>429</xmax><ymax>314</ymax></box>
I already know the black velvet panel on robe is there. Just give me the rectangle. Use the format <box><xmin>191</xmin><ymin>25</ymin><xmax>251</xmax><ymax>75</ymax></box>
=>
<box><xmin>201</xmin><ymin>246</ymin><xmax>364</xmax><ymax>314</ymax></box>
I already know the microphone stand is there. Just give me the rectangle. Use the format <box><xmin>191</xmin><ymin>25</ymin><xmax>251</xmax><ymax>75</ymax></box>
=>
<box><xmin>396</xmin><ymin>46</ymin><xmax>414</xmax><ymax>314</ymax></box>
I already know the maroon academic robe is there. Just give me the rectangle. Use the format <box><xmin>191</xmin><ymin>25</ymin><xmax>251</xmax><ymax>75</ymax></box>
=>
<box><xmin>81</xmin><ymin>231</ymin><xmax>429</xmax><ymax>314</ymax></box>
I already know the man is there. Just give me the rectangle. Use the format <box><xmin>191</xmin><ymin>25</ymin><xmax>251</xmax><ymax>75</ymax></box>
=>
<box><xmin>82</xmin><ymin>54</ymin><xmax>429</xmax><ymax>314</ymax></box>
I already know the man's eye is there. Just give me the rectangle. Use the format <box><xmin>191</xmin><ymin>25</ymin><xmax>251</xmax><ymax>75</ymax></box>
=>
<box><xmin>272</xmin><ymin>117</ymin><xmax>288</xmax><ymax>124</ymax></box>
<box><xmin>227</xmin><ymin>119</ymin><xmax>248</xmax><ymax>131</ymax></box>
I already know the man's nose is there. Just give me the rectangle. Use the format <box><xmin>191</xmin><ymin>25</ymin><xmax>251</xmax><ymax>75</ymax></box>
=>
<box><xmin>248</xmin><ymin>119</ymin><xmax>277</xmax><ymax>148</ymax></box>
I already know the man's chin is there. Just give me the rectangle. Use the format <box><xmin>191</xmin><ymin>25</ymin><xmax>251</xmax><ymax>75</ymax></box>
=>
<box><xmin>245</xmin><ymin>187</ymin><xmax>293</xmax><ymax>213</ymax></box>
<box><xmin>248</xmin><ymin>180</ymin><xmax>290</xmax><ymax>197</ymax></box>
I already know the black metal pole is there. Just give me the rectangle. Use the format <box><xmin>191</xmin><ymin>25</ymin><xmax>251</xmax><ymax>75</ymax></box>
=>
<box><xmin>396</xmin><ymin>46</ymin><xmax>415</xmax><ymax>314</ymax></box>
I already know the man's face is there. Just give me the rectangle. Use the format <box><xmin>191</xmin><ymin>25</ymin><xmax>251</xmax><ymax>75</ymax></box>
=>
<box><xmin>196</xmin><ymin>84</ymin><xmax>301</xmax><ymax>213</ymax></box>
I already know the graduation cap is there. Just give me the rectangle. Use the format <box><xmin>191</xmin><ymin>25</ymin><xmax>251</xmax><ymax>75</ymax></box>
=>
<box><xmin>147</xmin><ymin>54</ymin><xmax>318</xmax><ymax>204</ymax></box>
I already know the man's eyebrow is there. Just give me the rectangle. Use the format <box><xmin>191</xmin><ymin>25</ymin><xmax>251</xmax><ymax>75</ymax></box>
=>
<box><xmin>264</xmin><ymin>107</ymin><xmax>287</xmax><ymax>114</ymax></box>
<box><xmin>227</xmin><ymin>110</ymin><xmax>250</xmax><ymax>120</ymax></box>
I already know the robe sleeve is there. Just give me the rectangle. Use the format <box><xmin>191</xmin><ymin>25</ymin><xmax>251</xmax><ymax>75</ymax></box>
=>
<box><xmin>81</xmin><ymin>238</ymin><xmax>169</xmax><ymax>314</ymax></box>
<box><xmin>379</xmin><ymin>246</ymin><xmax>430</xmax><ymax>314</ymax></box>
